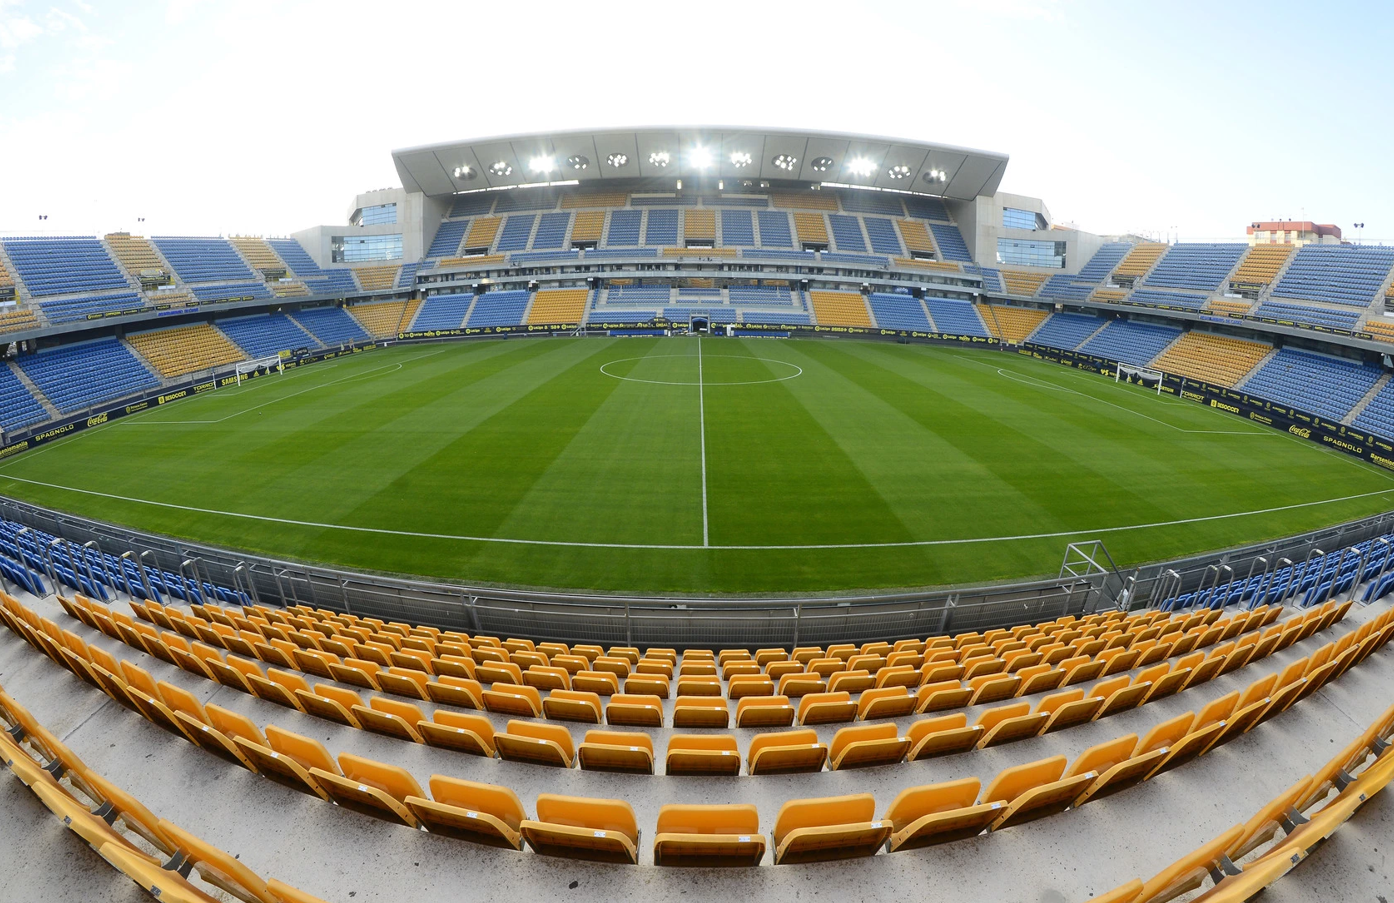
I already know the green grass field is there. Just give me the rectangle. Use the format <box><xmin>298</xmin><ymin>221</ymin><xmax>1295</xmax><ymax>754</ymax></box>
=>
<box><xmin>2</xmin><ymin>336</ymin><xmax>1393</xmax><ymax>595</ymax></box>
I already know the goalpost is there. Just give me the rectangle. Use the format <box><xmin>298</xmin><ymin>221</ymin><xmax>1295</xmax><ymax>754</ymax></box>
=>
<box><xmin>235</xmin><ymin>355</ymin><xmax>285</xmax><ymax>386</ymax></box>
<box><xmin>1115</xmin><ymin>363</ymin><xmax>1164</xmax><ymax>395</ymax></box>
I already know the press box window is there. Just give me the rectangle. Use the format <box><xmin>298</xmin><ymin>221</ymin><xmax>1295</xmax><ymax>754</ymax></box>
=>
<box><xmin>997</xmin><ymin>239</ymin><xmax>1065</xmax><ymax>269</ymax></box>
<box><xmin>332</xmin><ymin>233</ymin><xmax>402</xmax><ymax>263</ymax></box>
<box><xmin>1003</xmin><ymin>207</ymin><xmax>1048</xmax><ymax>231</ymax></box>
<box><xmin>351</xmin><ymin>203</ymin><xmax>398</xmax><ymax>226</ymax></box>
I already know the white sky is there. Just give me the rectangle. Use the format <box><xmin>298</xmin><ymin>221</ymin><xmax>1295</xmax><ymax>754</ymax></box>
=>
<box><xmin>1</xmin><ymin>0</ymin><xmax>1391</xmax><ymax>243</ymax></box>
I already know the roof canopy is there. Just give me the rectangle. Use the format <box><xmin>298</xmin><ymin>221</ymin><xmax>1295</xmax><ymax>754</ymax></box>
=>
<box><xmin>392</xmin><ymin>127</ymin><xmax>1008</xmax><ymax>201</ymax></box>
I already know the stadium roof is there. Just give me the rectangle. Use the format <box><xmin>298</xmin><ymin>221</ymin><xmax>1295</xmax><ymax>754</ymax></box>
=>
<box><xmin>392</xmin><ymin>127</ymin><xmax>1009</xmax><ymax>201</ymax></box>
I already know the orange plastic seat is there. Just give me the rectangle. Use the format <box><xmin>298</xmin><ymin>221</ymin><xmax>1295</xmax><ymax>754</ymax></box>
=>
<box><xmin>982</xmin><ymin>755</ymin><xmax>1095</xmax><ymax>830</ymax></box>
<box><xmin>310</xmin><ymin>753</ymin><xmax>423</xmax><ymax>826</ymax></box>
<box><xmin>672</xmin><ymin>696</ymin><xmax>730</xmax><ymax>728</ymax></box>
<box><xmin>405</xmin><ymin>776</ymin><xmax>527</xmax><ymax>848</ymax></box>
<box><xmin>605</xmin><ymin>693</ymin><xmax>664</xmax><ymax>727</ymax></box>
<box><xmin>495</xmin><ymin>719</ymin><xmax>575</xmax><ymax>768</ymax></box>
<box><xmin>884</xmin><ymin>777</ymin><xmax>1000</xmax><ymax>851</ymax></box>
<box><xmin>748</xmin><ymin>729</ymin><xmax>828</xmax><ymax>775</ymax></box>
<box><xmin>578</xmin><ymin>730</ymin><xmax>655</xmax><ymax>774</ymax></box>
<box><xmin>418</xmin><ymin>710</ymin><xmax>497</xmax><ymax>757</ymax></box>
<box><xmin>520</xmin><ymin>794</ymin><xmax>639</xmax><ymax>864</ymax></box>
<box><xmin>666</xmin><ymin>734</ymin><xmax>741</xmax><ymax>776</ymax></box>
<box><xmin>798</xmin><ymin>691</ymin><xmax>856</xmax><ymax>725</ymax></box>
<box><xmin>542</xmin><ymin>689</ymin><xmax>604</xmax><ymax>723</ymax></box>
<box><xmin>735</xmin><ymin>695</ymin><xmax>796</xmax><ymax>728</ymax></box>
<box><xmin>830</xmin><ymin>722</ymin><xmax>909</xmax><ymax>770</ymax></box>
<box><xmin>771</xmin><ymin>794</ymin><xmax>890</xmax><ymax>865</ymax></box>
<box><xmin>653</xmin><ymin>803</ymin><xmax>765</xmax><ymax>867</ymax></box>
<box><xmin>906</xmin><ymin>713</ymin><xmax>983</xmax><ymax>760</ymax></box>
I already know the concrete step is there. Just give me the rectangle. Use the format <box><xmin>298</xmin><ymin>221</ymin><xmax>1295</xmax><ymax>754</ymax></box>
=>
<box><xmin>1345</xmin><ymin>372</ymin><xmax>1390</xmax><ymax>425</ymax></box>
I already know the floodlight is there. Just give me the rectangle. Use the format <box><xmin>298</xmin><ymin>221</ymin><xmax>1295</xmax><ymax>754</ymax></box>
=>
<box><xmin>772</xmin><ymin>154</ymin><xmax>798</xmax><ymax>171</ymax></box>
<box><xmin>649</xmin><ymin>151</ymin><xmax>671</xmax><ymax>167</ymax></box>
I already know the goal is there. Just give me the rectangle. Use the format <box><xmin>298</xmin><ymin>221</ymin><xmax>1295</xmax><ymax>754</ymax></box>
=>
<box><xmin>235</xmin><ymin>355</ymin><xmax>285</xmax><ymax>386</ymax></box>
<box><xmin>1115</xmin><ymin>363</ymin><xmax>1164</xmax><ymax>395</ymax></box>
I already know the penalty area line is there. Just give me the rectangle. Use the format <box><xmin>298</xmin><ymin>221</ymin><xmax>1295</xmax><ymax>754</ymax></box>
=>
<box><xmin>0</xmin><ymin>474</ymin><xmax>1389</xmax><ymax>552</ymax></box>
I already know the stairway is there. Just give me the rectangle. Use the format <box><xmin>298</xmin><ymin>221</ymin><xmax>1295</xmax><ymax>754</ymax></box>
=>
<box><xmin>1345</xmin><ymin>373</ymin><xmax>1390</xmax><ymax>425</ymax></box>
<box><xmin>1233</xmin><ymin>348</ymin><xmax>1279</xmax><ymax>390</ymax></box>
<box><xmin>9</xmin><ymin>361</ymin><xmax>61</xmax><ymax>420</ymax></box>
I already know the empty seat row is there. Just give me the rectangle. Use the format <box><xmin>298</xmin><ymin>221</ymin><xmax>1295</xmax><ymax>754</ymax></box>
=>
<box><xmin>6</xmin><ymin>591</ymin><xmax>1388</xmax><ymax>870</ymax></box>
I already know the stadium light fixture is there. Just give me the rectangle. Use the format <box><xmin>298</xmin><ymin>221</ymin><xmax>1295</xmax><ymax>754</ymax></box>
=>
<box><xmin>847</xmin><ymin>157</ymin><xmax>876</xmax><ymax>177</ymax></box>
<box><xmin>529</xmin><ymin>155</ymin><xmax>556</xmax><ymax>174</ymax></box>
<box><xmin>649</xmin><ymin>151</ymin><xmax>671</xmax><ymax>167</ymax></box>
<box><xmin>607</xmin><ymin>153</ymin><xmax>628</xmax><ymax>168</ymax></box>
<box><xmin>887</xmin><ymin>164</ymin><xmax>911</xmax><ymax>180</ymax></box>
<box><xmin>489</xmin><ymin>161</ymin><xmax>513</xmax><ymax>177</ymax></box>
<box><xmin>452</xmin><ymin>165</ymin><xmax>477</xmax><ymax>180</ymax></box>
<box><xmin>810</xmin><ymin>156</ymin><xmax>834</xmax><ymax>173</ymax></box>
<box><xmin>567</xmin><ymin>154</ymin><xmax>590</xmax><ymax>171</ymax></box>
<box><xmin>690</xmin><ymin>147</ymin><xmax>713</xmax><ymax>169</ymax></box>
<box><xmin>729</xmin><ymin>151</ymin><xmax>752</xmax><ymax>168</ymax></box>
<box><xmin>772</xmin><ymin>153</ymin><xmax>798</xmax><ymax>171</ymax></box>
<box><xmin>922</xmin><ymin>168</ymin><xmax>948</xmax><ymax>185</ymax></box>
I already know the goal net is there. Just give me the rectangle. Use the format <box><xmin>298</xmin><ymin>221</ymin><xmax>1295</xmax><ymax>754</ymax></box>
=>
<box><xmin>235</xmin><ymin>355</ymin><xmax>285</xmax><ymax>386</ymax></box>
<box><xmin>1115</xmin><ymin>363</ymin><xmax>1164</xmax><ymax>395</ymax></box>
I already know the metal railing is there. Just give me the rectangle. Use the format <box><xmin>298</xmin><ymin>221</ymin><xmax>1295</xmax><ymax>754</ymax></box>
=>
<box><xmin>2</xmin><ymin>494</ymin><xmax>1390</xmax><ymax>647</ymax></box>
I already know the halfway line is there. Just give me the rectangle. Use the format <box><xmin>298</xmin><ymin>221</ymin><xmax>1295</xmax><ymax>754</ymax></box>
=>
<box><xmin>697</xmin><ymin>336</ymin><xmax>709</xmax><ymax>547</ymax></box>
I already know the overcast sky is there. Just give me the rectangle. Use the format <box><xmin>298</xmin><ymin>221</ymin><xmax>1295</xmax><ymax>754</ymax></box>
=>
<box><xmin>1</xmin><ymin>0</ymin><xmax>1390</xmax><ymax>243</ymax></box>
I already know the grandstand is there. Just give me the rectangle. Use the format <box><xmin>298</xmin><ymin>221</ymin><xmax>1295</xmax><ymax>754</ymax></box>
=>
<box><xmin>9</xmin><ymin>100</ymin><xmax>1394</xmax><ymax>903</ymax></box>
<box><xmin>1151</xmin><ymin>333</ymin><xmax>1272</xmax><ymax>387</ymax></box>
<box><xmin>125</xmin><ymin>324</ymin><xmax>246</xmax><ymax>378</ymax></box>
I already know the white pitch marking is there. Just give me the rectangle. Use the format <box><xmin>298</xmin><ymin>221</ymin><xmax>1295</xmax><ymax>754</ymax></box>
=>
<box><xmin>697</xmin><ymin>337</ymin><xmax>709</xmax><ymax>547</ymax></box>
<box><xmin>0</xmin><ymin>474</ymin><xmax>1389</xmax><ymax>552</ymax></box>
<box><xmin>599</xmin><ymin>354</ymin><xmax>802</xmax><ymax>386</ymax></box>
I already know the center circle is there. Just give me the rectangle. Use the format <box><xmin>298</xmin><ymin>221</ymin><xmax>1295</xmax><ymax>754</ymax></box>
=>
<box><xmin>599</xmin><ymin>354</ymin><xmax>804</xmax><ymax>386</ymax></box>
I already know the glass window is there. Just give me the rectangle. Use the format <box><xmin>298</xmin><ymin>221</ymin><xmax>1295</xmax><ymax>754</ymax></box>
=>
<box><xmin>352</xmin><ymin>203</ymin><xmax>397</xmax><ymax>226</ymax></box>
<box><xmin>331</xmin><ymin>233</ymin><xmax>402</xmax><ymax>263</ymax></box>
<box><xmin>996</xmin><ymin>238</ymin><xmax>1066</xmax><ymax>269</ymax></box>
<box><xmin>1003</xmin><ymin>207</ymin><xmax>1047</xmax><ymax>231</ymax></box>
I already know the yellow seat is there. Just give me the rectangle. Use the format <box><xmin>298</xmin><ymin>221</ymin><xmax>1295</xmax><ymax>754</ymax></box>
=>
<box><xmin>293</xmin><ymin>684</ymin><xmax>361</xmax><ymax>728</ymax></box>
<box><xmin>748</xmin><ymin>729</ymin><xmax>828</xmax><ymax>775</ymax></box>
<box><xmin>666</xmin><ymin>734</ymin><xmax>741</xmax><ymax>776</ymax></box>
<box><xmin>884</xmin><ymin>777</ymin><xmax>1001</xmax><ymax>851</ymax></box>
<box><xmin>418</xmin><ymin>710</ymin><xmax>497</xmax><ymax>756</ymax></box>
<box><xmin>771</xmin><ymin>793</ymin><xmax>890</xmax><ymax>865</ymax></box>
<box><xmin>158</xmin><ymin>818</ymin><xmax>281</xmax><ymax>903</ymax></box>
<box><xmin>1135</xmin><ymin>824</ymin><xmax>1245</xmax><ymax>903</ymax></box>
<box><xmin>100</xmin><ymin>841</ymin><xmax>221</xmax><ymax>903</ymax></box>
<box><xmin>309</xmin><ymin>753</ymin><xmax>422</xmax><ymax>826</ymax></box>
<box><xmin>830</xmin><ymin>722</ymin><xmax>909</xmax><ymax>770</ymax></box>
<box><xmin>542</xmin><ymin>688</ymin><xmax>604</xmax><ymax>723</ymax></box>
<box><xmin>605</xmin><ymin>693</ymin><xmax>664</xmax><ymax>727</ymax></box>
<box><xmin>1070</xmin><ymin>733</ymin><xmax>1166</xmax><ymax>806</ymax></box>
<box><xmin>520</xmin><ymin>794</ymin><xmax>640</xmax><ymax>864</ymax></box>
<box><xmin>578</xmin><ymin>729</ymin><xmax>655</xmax><ymax>774</ymax></box>
<box><xmin>906</xmin><ymin>713</ymin><xmax>983</xmax><ymax>760</ymax></box>
<box><xmin>975</xmin><ymin>701</ymin><xmax>1048</xmax><ymax>748</ymax></box>
<box><xmin>232</xmin><ymin>725</ymin><xmax>334</xmax><ymax>800</ymax></box>
<box><xmin>798</xmin><ymin>691</ymin><xmax>857</xmax><ymax>725</ymax></box>
<box><xmin>857</xmin><ymin>686</ymin><xmax>915</xmax><ymax>720</ymax></box>
<box><xmin>425</xmin><ymin>676</ymin><xmax>484</xmax><ymax>709</ymax></box>
<box><xmin>672</xmin><ymin>695</ymin><xmax>730</xmax><ymax>728</ymax></box>
<box><xmin>623</xmin><ymin>674</ymin><xmax>670</xmax><ymax>698</ymax></box>
<box><xmin>1037</xmin><ymin>687</ymin><xmax>1104</xmax><ymax>733</ymax></box>
<box><xmin>982</xmin><ymin>755</ymin><xmax>1095</xmax><ymax>831</ymax></box>
<box><xmin>915</xmin><ymin>680</ymin><xmax>973</xmax><ymax>713</ymax></box>
<box><xmin>495</xmin><ymin>719</ymin><xmax>575</xmax><ymax>768</ymax></box>
<box><xmin>735</xmin><ymin>695</ymin><xmax>796</xmax><ymax>728</ymax></box>
<box><xmin>728</xmin><ymin>674</ymin><xmax>776</xmax><ymax>698</ymax></box>
<box><xmin>352</xmin><ymin>696</ymin><xmax>425</xmax><ymax>743</ymax></box>
<box><xmin>482</xmin><ymin>682</ymin><xmax>543</xmax><ymax>717</ymax></box>
<box><xmin>405</xmin><ymin>775</ymin><xmax>527</xmax><ymax>848</ymax></box>
<box><xmin>653</xmin><ymin>804</ymin><xmax>765</xmax><ymax>867</ymax></box>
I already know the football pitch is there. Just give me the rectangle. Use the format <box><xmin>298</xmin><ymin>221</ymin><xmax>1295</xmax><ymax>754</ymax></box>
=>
<box><xmin>3</xmin><ymin>335</ymin><xmax>1393</xmax><ymax>595</ymax></box>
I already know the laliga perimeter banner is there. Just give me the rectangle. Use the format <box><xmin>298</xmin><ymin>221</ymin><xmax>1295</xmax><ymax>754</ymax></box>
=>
<box><xmin>1018</xmin><ymin>342</ymin><xmax>1394</xmax><ymax>471</ymax></box>
<box><xmin>0</xmin><ymin>344</ymin><xmax>380</xmax><ymax>462</ymax></box>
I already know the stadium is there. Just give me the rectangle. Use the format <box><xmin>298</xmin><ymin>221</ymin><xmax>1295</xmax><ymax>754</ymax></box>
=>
<box><xmin>2</xmin><ymin>62</ymin><xmax>1394</xmax><ymax>903</ymax></box>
